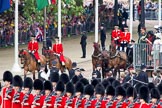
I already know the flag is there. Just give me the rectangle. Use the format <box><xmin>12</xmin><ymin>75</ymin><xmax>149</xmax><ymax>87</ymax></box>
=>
<box><xmin>0</xmin><ymin>0</ymin><xmax>10</xmax><ymax>13</ymax></box>
<box><xmin>36</xmin><ymin>0</ymin><xmax>56</xmax><ymax>10</ymax></box>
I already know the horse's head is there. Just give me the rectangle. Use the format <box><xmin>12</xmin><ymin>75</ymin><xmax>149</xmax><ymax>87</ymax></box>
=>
<box><xmin>93</xmin><ymin>42</ymin><xmax>101</xmax><ymax>51</ymax></box>
<box><xmin>44</xmin><ymin>50</ymin><xmax>55</xmax><ymax>62</ymax></box>
<box><xmin>19</xmin><ymin>49</ymin><xmax>28</xmax><ymax>58</ymax></box>
<box><xmin>109</xmin><ymin>44</ymin><xmax>116</xmax><ymax>55</ymax></box>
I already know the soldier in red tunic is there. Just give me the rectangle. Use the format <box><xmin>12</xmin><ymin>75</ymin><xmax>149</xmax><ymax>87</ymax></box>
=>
<box><xmin>1</xmin><ymin>71</ymin><xmax>15</xmax><ymax>108</ymax></box>
<box><xmin>91</xmin><ymin>83</ymin><xmax>105</xmax><ymax>108</ymax></box>
<box><xmin>42</xmin><ymin>81</ymin><xmax>56</xmax><ymax>108</ymax></box>
<box><xmin>112</xmin><ymin>86</ymin><xmax>127</xmax><ymax>108</ymax></box>
<box><xmin>73</xmin><ymin>82</ymin><xmax>84</xmax><ymax>108</ymax></box>
<box><xmin>133</xmin><ymin>86</ymin><xmax>150</xmax><ymax>108</ymax></box>
<box><xmin>52</xmin><ymin>36</ymin><xmax>66</xmax><ymax>66</ymax></box>
<box><xmin>54</xmin><ymin>81</ymin><xmax>65</xmax><ymax>108</ymax></box>
<box><xmin>149</xmin><ymin>88</ymin><xmax>161</xmax><ymax>108</ymax></box>
<box><xmin>126</xmin><ymin>86</ymin><xmax>137</xmax><ymax>108</ymax></box>
<box><xmin>21</xmin><ymin>77</ymin><xmax>34</xmax><ymax>108</ymax></box>
<box><xmin>31</xmin><ymin>79</ymin><xmax>44</xmax><ymax>108</ymax></box>
<box><xmin>12</xmin><ymin>75</ymin><xmax>24</xmax><ymax>108</ymax></box>
<box><xmin>119</xmin><ymin>26</ymin><xmax>130</xmax><ymax>52</ymax></box>
<box><xmin>103</xmin><ymin>85</ymin><xmax>115</xmax><ymax>108</ymax></box>
<box><xmin>28</xmin><ymin>36</ymin><xmax>40</xmax><ymax>63</ymax></box>
<box><xmin>81</xmin><ymin>84</ymin><xmax>94</xmax><ymax>108</ymax></box>
<box><xmin>64</xmin><ymin>82</ymin><xmax>75</xmax><ymax>108</ymax></box>
<box><xmin>111</xmin><ymin>25</ymin><xmax>122</xmax><ymax>49</ymax></box>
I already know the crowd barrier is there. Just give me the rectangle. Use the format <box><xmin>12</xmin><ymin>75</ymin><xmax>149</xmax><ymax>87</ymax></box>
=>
<box><xmin>133</xmin><ymin>44</ymin><xmax>162</xmax><ymax>71</ymax></box>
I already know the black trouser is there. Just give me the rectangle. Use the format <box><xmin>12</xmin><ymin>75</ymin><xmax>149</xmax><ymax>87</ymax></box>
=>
<box><xmin>81</xmin><ymin>44</ymin><xmax>86</xmax><ymax>57</ymax></box>
<box><xmin>101</xmin><ymin>39</ymin><xmax>106</xmax><ymax>50</ymax></box>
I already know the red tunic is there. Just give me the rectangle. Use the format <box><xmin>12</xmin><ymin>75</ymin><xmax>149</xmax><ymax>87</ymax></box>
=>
<box><xmin>101</xmin><ymin>98</ymin><xmax>114</xmax><ymax>108</ymax></box>
<box><xmin>12</xmin><ymin>92</ymin><xmax>24</xmax><ymax>108</ymax></box>
<box><xmin>133</xmin><ymin>103</ymin><xmax>150</xmax><ymax>108</ymax></box>
<box><xmin>120</xmin><ymin>32</ymin><xmax>130</xmax><ymax>43</ymax></box>
<box><xmin>52</xmin><ymin>43</ymin><xmax>66</xmax><ymax>62</ymax></box>
<box><xmin>72</xmin><ymin>97</ymin><xmax>83</xmax><ymax>108</ymax></box>
<box><xmin>111</xmin><ymin>30</ymin><xmax>121</xmax><ymax>40</ymax></box>
<box><xmin>112</xmin><ymin>100</ymin><xmax>127</xmax><ymax>108</ymax></box>
<box><xmin>21</xmin><ymin>93</ymin><xmax>34</xmax><ymax>108</ymax></box>
<box><xmin>28</xmin><ymin>41</ymin><xmax>40</xmax><ymax>60</ymax></box>
<box><xmin>43</xmin><ymin>95</ymin><xmax>56</xmax><ymax>108</ymax></box>
<box><xmin>81</xmin><ymin>98</ymin><xmax>93</xmax><ymax>108</ymax></box>
<box><xmin>32</xmin><ymin>95</ymin><xmax>45</xmax><ymax>108</ymax></box>
<box><xmin>0</xmin><ymin>95</ymin><xmax>2</xmax><ymax>106</ymax></box>
<box><xmin>1</xmin><ymin>87</ymin><xmax>15</xmax><ymax>108</ymax></box>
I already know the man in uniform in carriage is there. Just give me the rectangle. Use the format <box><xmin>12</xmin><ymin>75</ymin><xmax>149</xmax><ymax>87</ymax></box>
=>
<box><xmin>28</xmin><ymin>36</ymin><xmax>41</xmax><ymax>65</ymax></box>
<box><xmin>52</xmin><ymin>36</ymin><xmax>66</xmax><ymax>66</ymax></box>
<box><xmin>111</xmin><ymin>25</ymin><xmax>122</xmax><ymax>50</ymax></box>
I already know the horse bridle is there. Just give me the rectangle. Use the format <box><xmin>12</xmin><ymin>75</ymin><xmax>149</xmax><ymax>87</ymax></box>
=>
<box><xmin>92</xmin><ymin>53</ymin><xmax>102</xmax><ymax>58</ymax></box>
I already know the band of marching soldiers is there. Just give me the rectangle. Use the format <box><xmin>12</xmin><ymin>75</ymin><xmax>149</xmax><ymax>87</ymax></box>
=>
<box><xmin>1</xmin><ymin>67</ymin><xmax>162</xmax><ymax>108</ymax></box>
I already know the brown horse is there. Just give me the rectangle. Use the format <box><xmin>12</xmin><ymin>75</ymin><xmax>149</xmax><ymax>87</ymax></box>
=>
<box><xmin>19</xmin><ymin>49</ymin><xmax>47</xmax><ymax>80</ymax></box>
<box><xmin>92</xmin><ymin>42</ymin><xmax>103</xmax><ymax>71</ymax></box>
<box><xmin>44</xmin><ymin>50</ymin><xmax>72</xmax><ymax>72</ymax></box>
<box><xmin>103</xmin><ymin>44</ymin><xmax>128</xmax><ymax>79</ymax></box>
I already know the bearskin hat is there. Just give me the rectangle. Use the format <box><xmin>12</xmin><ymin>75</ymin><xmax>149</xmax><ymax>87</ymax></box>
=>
<box><xmin>107</xmin><ymin>77</ymin><xmax>115</xmax><ymax>85</ymax></box>
<box><xmin>95</xmin><ymin>83</ymin><xmax>105</xmax><ymax>96</ymax></box>
<box><xmin>148</xmin><ymin>82</ymin><xmax>155</xmax><ymax>91</ymax></box>
<box><xmin>122</xmin><ymin>83</ymin><xmax>131</xmax><ymax>90</ymax></box>
<box><xmin>91</xmin><ymin>79</ymin><xmax>99</xmax><ymax>88</ymax></box>
<box><xmin>55</xmin><ymin>81</ymin><xmax>65</xmax><ymax>92</ymax></box>
<box><xmin>34</xmin><ymin>79</ymin><xmax>43</xmax><ymax>90</ymax></box>
<box><xmin>66</xmin><ymin>82</ymin><xmax>74</xmax><ymax>95</ymax></box>
<box><xmin>126</xmin><ymin>86</ymin><xmax>137</xmax><ymax>99</ymax></box>
<box><xmin>50</xmin><ymin>72</ymin><xmax>59</xmax><ymax>83</ymax></box>
<box><xmin>84</xmin><ymin>84</ymin><xmax>94</xmax><ymax>96</ymax></box>
<box><xmin>102</xmin><ymin>79</ymin><xmax>110</xmax><ymax>89</ymax></box>
<box><xmin>139</xmin><ymin>86</ymin><xmax>149</xmax><ymax>103</ymax></box>
<box><xmin>112</xmin><ymin>80</ymin><xmax>120</xmax><ymax>88</ymax></box>
<box><xmin>71</xmin><ymin>75</ymin><xmax>79</xmax><ymax>85</ymax></box>
<box><xmin>13</xmin><ymin>75</ymin><xmax>23</xmax><ymax>88</ymax></box>
<box><xmin>75</xmin><ymin>82</ymin><xmax>84</xmax><ymax>93</ymax></box>
<box><xmin>23</xmin><ymin>77</ymin><xmax>33</xmax><ymax>89</ymax></box>
<box><xmin>44</xmin><ymin>80</ymin><xmax>53</xmax><ymax>91</ymax></box>
<box><xmin>3</xmin><ymin>71</ymin><xmax>13</xmax><ymax>83</ymax></box>
<box><xmin>115</xmin><ymin>86</ymin><xmax>126</xmax><ymax>97</ymax></box>
<box><xmin>150</xmin><ymin>88</ymin><xmax>160</xmax><ymax>100</ymax></box>
<box><xmin>135</xmin><ymin>83</ymin><xmax>143</xmax><ymax>94</ymax></box>
<box><xmin>60</xmin><ymin>73</ymin><xmax>69</xmax><ymax>84</ymax></box>
<box><xmin>79</xmin><ymin>78</ymin><xmax>89</xmax><ymax>86</ymax></box>
<box><xmin>106</xmin><ymin>85</ymin><xmax>115</xmax><ymax>96</ymax></box>
<box><xmin>157</xmin><ymin>83</ymin><xmax>162</xmax><ymax>95</ymax></box>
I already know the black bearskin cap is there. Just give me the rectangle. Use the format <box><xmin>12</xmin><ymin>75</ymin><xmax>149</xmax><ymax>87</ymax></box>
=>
<box><xmin>75</xmin><ymin>82</ymin><xmax>84</xmax><ymax>93</ymax></box>
<box><xmin>95</xmin><ymin>83</ymin><xmax>105</xmax><ymax>96</ymax></box>
<box><xmin>126</xmin><ymin>86</ymin><xmax>137</xmax><ymax>99</ymax></box>
<box><xmin>107</xmin><ymin>77</ymin><xmax>115</xmax><ymax>85</ymax></box>
<box><xmin>79</xmin><ymin>78</ymin><xmax>89</xmax><ymax>86</ymax></box>
<box><xmin>3</xmin><ymin>71</ymin><xmax>13</xmax><ymax>83</ymax></box>
<box><xmin>34</xmin><ymin>79</ymin><xmax>43</xmax><ymax>90</ymax></box>
<box><xmin>122</xmin><ymin>83</ymin><xmax>131</xmax><ymax>90</ymax></box>
<box><xmin>44</xmin><ymin>80</ymin><xmax>53</xmax><ymax>91</ymax></box>
<box><xmin>139</xmin><ymin>86</ymin><xmax>149</xmax><ymax>103</ymax></box>
<box><xmin>115</xmin><ymin>86</ymin><xmax>126</xmax><ymax>97</ymax></box>
<box><xmin>50</xmin><ymin>72</ymin><xmax>59</xmax><ymax>83</ymax></box>
<box><xmin>84</xmin><ymin>84</ymin><xmax>94</xmax><ymax>96</ymax></box>
<box><xmin>148</xmin><ymin>82</ymin><xmax>155</xmax><ymax>91</ymax></box>
<box><xmin>55</xmin><ymin>81</ymin><xmax>65</xmax><ymax>92</ymax></box>
<box><xmin>102</xmin><ymin>79</ymin><xmax>110</xmax><ymax>89</ymax></box>
<box><xmin>66</xmin><ymin>82</ymin><xmax>74</xmax><ymax>95</ymax></box>
<box><xmin>158</xmin><ymin>83</ymin><xmax>162</xmax><ymax>95</ymax></box>
<box><xmin>106</xmin><ymin>85</ymin><xmax>115</xmax><ymax>96</ymax></box>
<box><xmin>23</xmin><ymin>77</ymin><xmax>33</xmax><ymax>89</ymax></box>
<box><xmin>91</xmin><ymin>79</ymin><xmax>99</xmax><ymax>88</ymax></box>
<box><xmin>71</xmin><ymin>75</ymin><xmax>79</xmax><ymax>85</ymax></box>
<box><xmin>151</xmin><ymin>88</ymin><xmax>160</xmax><ymax>100</ymax></box>
<box><xmin>13</xmin><ymin>75</ymin><xmax>23</xmax><ymax>88</ymax></box>
<box><xmin>60</xmin><ymin>73</ymin><xmax>69</xmax><ymax>84</ymax></box>
<box><xmin>112</xmin><ymin>80</ymin><xmax>120</xmax><ymax>88</ymax></box>
<box><xmin>135</xmin><ymin>83</ymin><xmax>143</xmax><ymax>94</ymax></box>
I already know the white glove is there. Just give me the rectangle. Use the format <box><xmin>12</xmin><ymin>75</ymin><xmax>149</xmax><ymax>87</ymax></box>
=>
<box><xmin>49</xmin><ymin>47</ymin><xmax>52</xmax><ymax>50</ymax></box>
<box><xmin>32</xmin><ymin>51</ymin><xmax>35</xmax><ymax>53</ymax></box>
<box><xmin>116</xmin><ymin>37</ymin><xmax>119</xmax><ymax>39</ymax></box>
<box><xmin>28</xmin><ymin>50</ymin><xmax>31</xmax><ymax>53</ymax></box>
<box><xmin>124</xmin><ymin>41</ymin><xmax>126</xmax><ymax>44</ymax></box>
<box><xmin>121</xmin><ymin>41</ymin><xmax>123</xmax><ymax>44</ymax></box>
<box><xmin>114</xmin><ymin>38</ymin><xmax>117</xmax><ymax>40</ymax></box>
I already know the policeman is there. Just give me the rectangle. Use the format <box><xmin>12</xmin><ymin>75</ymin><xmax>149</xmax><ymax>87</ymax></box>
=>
<box><xmin>100</xmin><ymin>23</ymin><xmax>106</xmax><ymax>50</ymax></box>
<box><xmin>12</xmin><ymin>75</ymin><xmax>24</xmax><ymax>108</ymax></box>
<box><xmin>2</xmin><ymin>71</ymin><xmax>14</xmax><ymax>108</ymax></box>
<box><xmin>80</xmin><ymin>32</ymin><xmax>87</xmax><ymax>58</ymax></box>
<box><xmin>50</xmin><ymin>60</ymin><xmax>59</xmax><ymax>73</ymax></box>
<box><xmin>50</xmin><ymin>72</ymin><xmax>59</xmax><ymax>95</ymax></box>
<box><xmin>21</xmin><ymin>77</ymin><xmax>34</xmax><ymax>108</ymax></box>
<box><xmin>126</xmin><ymin>39</ymin><xmax>135</xmax><ymax>64</ymax></box>
<box><xmin>32</xmin><ymin>79</ymin><xmax>44</xmax><ymax>108</ymax></box>
<box><xmin>92</xmin><ymin>64</ymin><xmax>101</xmax><ymax>81</ymax></box>
<box><xmin>69</xmin><ymin>62</ymin><xmax>77</xmax><ymax>79</ymax></box>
